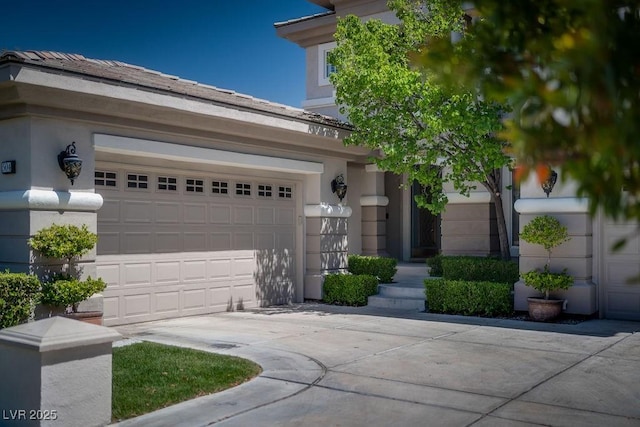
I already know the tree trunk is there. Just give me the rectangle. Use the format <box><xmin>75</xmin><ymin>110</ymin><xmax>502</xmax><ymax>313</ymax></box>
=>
<box><xmin>482</xmin><ymin>170</ymin><xmax>511</xmax><ymax>261</ymax></box>
<box><xmin>492</xmin><ymin>191</ymin><xmax>511</xmax><ymax>261</ymax></box>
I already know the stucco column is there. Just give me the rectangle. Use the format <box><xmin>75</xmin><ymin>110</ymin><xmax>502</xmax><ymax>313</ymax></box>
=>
<box><xmin>441</xmin><ymin>191</ymin><xmax>499</xmax><ymax>256</ymax></box>
<box><xmin>514</xmin><ymin>197</ymin><xmax>597</xmax><ymax>315</ymax></box>
<box><xmin>360</xmin><ymin>164</ymin><xmax>388</xmax><ymax>256</ymax></box>
<box><xmin>303</xmin><ymin>204</ymin><xmax>351</xmax><ymax>299</ymax></box>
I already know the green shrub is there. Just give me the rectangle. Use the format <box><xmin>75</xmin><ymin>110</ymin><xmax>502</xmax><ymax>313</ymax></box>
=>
<box><xmin>348</xmin><ymin>255</ymin><xmax>397</xmax><ymax>283</ymax></box>
<box><xmin>522</xmin><ymin>267</ymin><xmax>573</xmax><ymax>299</ymax></box>
<box><xmin>29</xmin><ymin>224</ymin><xmax>97</xmax><ymax>263</ymax></box>
<box><xmin>0</xmin><ymin>271</ymin><xmax>41</xmax><ymax>329</ymax></box>
<box><xmin>441</xmin><ymin>256</ymin><xmax>519</xmax><ymax>284</ymax></box>
<box><xmin>425</xmin><ymin>278</ymin><xmax>513</xmax><ymax>317</ymax></box>
<box><xmin>40</xmin><ymin>275</ymin><xmax>106</xmax><ymax>313</ymax></box>
<box><xmin>323</xmin><ymin>274</ymin><xmax>379</xmax><ymax>306</ymax></box>
<box><xmin>426</xmin><ymin>254</ymin><xmax>443</xmax><ymax>276</ymax></box>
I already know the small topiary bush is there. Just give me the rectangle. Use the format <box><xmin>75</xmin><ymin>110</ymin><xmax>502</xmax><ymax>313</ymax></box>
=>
<box><xmin>40</xmin><ymin>275</ymin><xmax>106</xmax><ymax>313</ymax></box>
<box><xmin>425</xmin><ymin>278</ymin><xmax>513</xmax><ymax>317</ymax></box>
<box><xmin>348</xmin><ymin>255</ymin><xmax>397</xmax><ymax>283</ymax></box>
<box><xmin>426</xmin><ymin>254</ymin><xmax>443</xmax><ymax>277</ymax></box>
<box><xmin>29</xmin><ymin>224</ymin><xmax>97</xmax><ymax>264</ymax></box>
<box><xmin>441</xmin><ymin>256</ymin><xmax>519</xmax><ymax>284</ymax></box>
<box><xmin>0</xmin><ymin>271</ymin><xmax>41</xmax><ymax>329</ymax></box>
<box><xmin>323</xmin><ymin>274</ymin><xmax>379</xmax><ymax>306</ymax></box>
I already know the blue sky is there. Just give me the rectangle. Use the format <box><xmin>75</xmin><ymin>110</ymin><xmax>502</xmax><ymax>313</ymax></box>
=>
<box><xmin>1</xmin><ymin>1</ymin><xmax>327</xmax><ymax>107</ymax></box>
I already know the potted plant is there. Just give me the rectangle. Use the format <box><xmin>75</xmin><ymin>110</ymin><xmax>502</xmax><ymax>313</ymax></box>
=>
<box><xmin>29</xmin><ymin>224</ymin><xmax>106</xmax><ymax>324</ymax></box>
<box><xmin>520</xmin><ymin>215</ymin><xmax>573</xmax><ymax>321</ymax></box>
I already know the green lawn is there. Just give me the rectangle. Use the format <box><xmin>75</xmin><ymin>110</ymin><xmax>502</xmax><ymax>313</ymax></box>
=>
<box><xmin>112</xmin><ymin>341</ymin><xmax>262</xmax><ymax>422</ymax></box>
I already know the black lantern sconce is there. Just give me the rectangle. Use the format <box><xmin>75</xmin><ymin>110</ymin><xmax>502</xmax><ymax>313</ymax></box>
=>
<box><xmin>331</xmin><ymin>174</ymin><xmax>348</xmax><ymax>203</ymax></box>
<box><xmin>57</xmin><ymin>142</ymin><xmax>83</xmax><ymax>185</ymax></box>
<box><xmin>541</xmin><ymin>168</ymin><xmax>558</xmax><ymax>198</ymax></box>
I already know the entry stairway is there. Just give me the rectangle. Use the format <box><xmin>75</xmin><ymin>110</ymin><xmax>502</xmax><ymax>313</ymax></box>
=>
<box><xmin>367</xmin><ymin>262</ymin><xmax>434</xmax><ymax>311</ymax></box>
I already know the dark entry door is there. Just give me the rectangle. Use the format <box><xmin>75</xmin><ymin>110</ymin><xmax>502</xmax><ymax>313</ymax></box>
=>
<box><xmin>411</xmin><ymin>181</ymin><xmax>441</xmax><ymax>258</ymax></box>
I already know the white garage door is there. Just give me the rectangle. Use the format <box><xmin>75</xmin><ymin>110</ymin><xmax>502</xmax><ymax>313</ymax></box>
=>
<box><xmin>601</xmin><ymin>217</ymin><xmax>640</xmax><ymax>320</ymax></box>
<box><xmin>95</xmin><ymin>165</ymin><xmax>298</xmax><ymax>326</ymax></box>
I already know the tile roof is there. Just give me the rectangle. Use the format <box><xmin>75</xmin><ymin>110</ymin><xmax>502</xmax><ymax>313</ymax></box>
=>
<box><xmin>274</xmin><ymin>10</ymin><xmax>335</xmax><ymax>28</ymax></box>
<box><xmin>0</xmin><ymin>50</ymin><xmax>349</xmax><ymax>129</ymax></box>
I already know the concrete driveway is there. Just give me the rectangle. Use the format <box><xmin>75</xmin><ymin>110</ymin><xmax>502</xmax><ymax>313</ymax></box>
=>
<box><xmin>112</xmin><ymin>304</ymin><xmax>640</xmax><ymax>427</ymax></box>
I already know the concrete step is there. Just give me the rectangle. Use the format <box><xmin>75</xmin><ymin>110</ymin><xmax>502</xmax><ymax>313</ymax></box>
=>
<box><xmin>368</xmin><ymin>284</ymin><xmax>426</xmax><ymax>311</ymax></box>
<box><xmin>378</xmin><ymin>284</ymin><xmax>425</xmax><ymax>299</ymax></box>
<box><xmin>367</xmin><ymin>294</ymin><xmax>425</xmax><ymax>311</ymax></box>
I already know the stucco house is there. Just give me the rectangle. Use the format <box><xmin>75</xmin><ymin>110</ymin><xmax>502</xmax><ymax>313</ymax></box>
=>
<box><xmin>0</xmin><ymin>1</ymin><xmax>638</xmax><ymax>325</ymax></box>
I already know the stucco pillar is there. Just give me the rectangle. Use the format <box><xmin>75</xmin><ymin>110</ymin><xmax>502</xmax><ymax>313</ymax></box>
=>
<box><xmin>0</xmin><ymin>118</ymin><xmax>104</xmax><ymax>313</ymax></box>
<box><xmin>514</xmin><ymin>197</ymin><xmax>597</xmax><ymax>315</ymax></box>
<box><xmin>441</xmin><ymin>191</ymin><xmax>499</xmax><ymax>256</ymax></box>
<box><xmin>360</xmin><ymin>164</ymin><xmax>388</xmax><ymax>256</ymax></box>
<box><xmin>304</xmin><ymin>204</ymin><xmax>351</xmax><ymax>300</ymax></box>
<box><xmin>0</xmin><ymin>317</ymin><xmax>121</xmax><ymax>427</ymax></box>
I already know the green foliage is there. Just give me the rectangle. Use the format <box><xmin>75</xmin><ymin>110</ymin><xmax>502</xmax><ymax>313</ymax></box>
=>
<box><xmin>112</xmin><ymin>342</ymin><xmax>261</xmax><ymax>421</ymax></box>
<box><xmin>0</xmin><ymin>271</ymin><xmax>41</xmax><ymax>329</ymax></box>
<box><xmin>425</xmin><ymin>278</ymin><xmax>513</xmax><ymax>316</ymax></box>
<box><xmin>418</xmin><ymin>0</ymin><xmax>640</xmax><ymax>224</ymax></box>
<box><xmin>330</xmin><ymin>0</ymin><xmax>513</xmax><ymax>259</ymax></box>
<box><xmin>441</xmin><ymin>256</ymin><xmax>519</xmax><ymax>284</ymax></box>
<box><xmin>522</xmin><ymin>267</ymin><xmax>573</xmax><ymax>300</ymax></box>
<box><xmin>40</xmin><ymin>275</ymin><xmax>106</xmax><ymax>313</ymax></box>
<box><xmin>520</xmin><ymin>215</ymin><xmax>570</xmax><ymax>255</ymax></box>
<box><xmin>29</xmin><ymin>224</ymin><xmax>98</xmax><ymax>261</ymax></box>
<box><xmin>323</xmin><ymin>274</ymin><xmax>379</xmax><ymax>306</ymax></box>
<box><xmin>348</xmin><ymin>255</ymin><xmax>398</xmax><ymax>283</ymax></box>
<box><xmin>426</xmin><ymin>254</ymin><xmax>443</xmax><ymax>277</ymax></box>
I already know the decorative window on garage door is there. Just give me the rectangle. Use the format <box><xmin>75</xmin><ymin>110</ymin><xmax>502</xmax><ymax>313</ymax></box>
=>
<box><xmin>279</xmin><ymin>185</ymin><xmax>293</xmax><ymax>199</ymax></box>
<box><xmin>95</xmin><ymin>171</ymin><xmax>117</xmax><ymax>187</ymax></box>
<box><xmin>258</xmin><ymin>184</ymin><xmax>273</xmax><ymax>198</ymax></box>
<box><xmin>212</xmin><ymin>180</ymin><xmax>229</xmax><ymax>195</ymax></box>
<box><xmin>127</xmin><ymin>173</ymin><xmax>148</xmax><ymax>189</ymax></box>
<box><xmin>186</xmin><ymin>178</ymin><xmax>204</xmax><ymax>193</ymax></box>
<box><xmin>236</xmin><ymin>182</ymin><xmax>251</xmax><ymax>196</ymax></box>
<box><xmin>157</xmin><ymin>176</ymin><xmax>177</xmax><ymax>191</ymax></box>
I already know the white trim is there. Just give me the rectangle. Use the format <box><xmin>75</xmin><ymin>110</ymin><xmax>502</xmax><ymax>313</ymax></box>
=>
<box><xmin>94</xmin><ymin>134</ymin><xmax>324</xmax><ymax>175</ymax></box>
<box><xmin>318</xmin><ymin>41</ymin><xmax>337</xmax><ymax>86</ymax></box>
<box><xmin>446</xmin><ymin>192</ymin><xmax>492</xmax><ymax>204</ymax></box>
<box><xmin>0</xmin><ymin>190</ymin><xmax>103</xmax><ymax>211</ymax></box>
<box><xmin>301</xmin><ymin>96</ymin><xmax>336</xmax><ymax>109</ymax></box>
<box><xmin>360</xmin><ymin>196</ymin><xmax>389</xmax><ymax>207</ymax></box>
<box><xmin>514</xmin><ymin>197</ymin><xmax>589</xmax><ymax>214</ymax></box>
<box><xmin>304</xmin><ymin>203</ymin><xmax>352</xmax><ymax>218</ymax></box>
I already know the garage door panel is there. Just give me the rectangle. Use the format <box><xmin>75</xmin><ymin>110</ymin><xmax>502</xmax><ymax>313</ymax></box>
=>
<box><xmin>183</xmin><ymin>260</ymin><xmax>207</xmax><ymax>281</ymax></box>
<box><xmin>256</xmin><ymin>207</ymin><xmax>275</xmax><ymax>225</ymax></box>
<box><xmin>156</xmin><ymin>261</ymin><xmax>180</xmax><ymax>283</ymax></box>
<box><xmin>97</xmin><ymin>166</ymin><xmax>298</xmax><ymax>325</ymax></box>
<box><xmin>184</xmin><ymin>203</ymin><xmax>207</xmax><ymax>224</ymax></box>
<box><xmin>155</xmin><ymin>291</ymin><xmax>180</xmax><ymax>313</ymax></box>
<box><xmin>123</xmin><ymin>232</ymin><xmax>153</xmax><ymax>253</ymax></box>
<box><xmin>234</xmin><ymin>233</ymin><xmax>254</xmax><ymax>250</ymax></box>
<box><xmin>124</xmin><ymin>294</ymin><xmax>152</xmax><ymax>317</ymax></box>
<box><xmin>123</xmin><ymin>200</ymin><xmax>153</xmax><ymax>223</ymax></box>
<box><xmin>156</xmin><ymin>202</ymin><xmax>181</xmax><ymax>223</ymax></box>
<box><xmin>234</xmin><ymin>206</ymin><xmax>254</xmax><ymax>224</ymax></box>
<box><xmin>210</xmin><ymin>205</ymin><xmax>231</xmax><ymax>224</ymax></box>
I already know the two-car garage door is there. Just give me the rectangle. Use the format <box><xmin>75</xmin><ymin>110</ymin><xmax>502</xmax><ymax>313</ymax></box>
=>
<box><xmin>96</xmin><ymin>163</ymin><xmax>299</xmax><ymax>326</ymax></box>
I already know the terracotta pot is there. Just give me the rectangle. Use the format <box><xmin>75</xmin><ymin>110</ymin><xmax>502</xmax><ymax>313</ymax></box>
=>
<box><xmin>527</xmin><ymin>298</ymin><xmax>563</xmax><ymax>322</ymax></box>
<box><xmin>63</xmin><ymin>311</ymin><xmax>104</xmax><ymax>326</ymax></box>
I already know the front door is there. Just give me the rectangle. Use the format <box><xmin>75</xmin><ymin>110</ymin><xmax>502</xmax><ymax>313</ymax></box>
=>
<box><xmin>411</xmin><ymin>181</ymin><xmax>441</xmax><ymax>259</ymax></box>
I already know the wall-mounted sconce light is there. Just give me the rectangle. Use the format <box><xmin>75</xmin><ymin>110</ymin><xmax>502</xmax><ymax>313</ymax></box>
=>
<box><xmin>331</xmin><ymin>174</ymin><xmax>348</xmax><ymax>203</ymax></box>
<box><xmin>57</xmin><ymin>142</ymin><xmax>82</xmax><ymax>185</ymax></box>
<box><xmin>541</xmin><ymin>168</ymin><xmax>557</xmax><ymax>198</ymax></box>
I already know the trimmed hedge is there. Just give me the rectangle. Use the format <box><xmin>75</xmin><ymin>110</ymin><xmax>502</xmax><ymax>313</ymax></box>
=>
<box><xmin>0</xmin><ymin>272</ymin><xmax>41</xmax><ymax>329</ymax></box>
<box><xmin>441</xmin><ymin>256</ymin><xmax>519</xmax><ymax>284</ymax></box>
<box><xmin>348</xmin><ymin>255</ymin><xmax>397</xmax><ymax>283</ymax></box>
<box><xmin>426</xmin><ymin>254</ymin><xmax>444</xmax><ymax>277</ymax></box>
<box><xmin>425</xmin><ymin>279</ymin><xmax>513</xmax><ymax>317</ymax></box>
<box><xmin>323</xmin><ymin>274</ymin><xmax>379</xmax><ymax>306</ymax></box>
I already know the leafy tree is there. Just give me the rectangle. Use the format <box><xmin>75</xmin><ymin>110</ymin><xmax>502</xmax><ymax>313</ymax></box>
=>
<box><xmin>417</xmin><ymin>0</ymin><xmax>640</xmax><ymax>229</ymax></box>
<box><xmin>330</xmin><ymin>0</ymin><xmax>513</xmax><ymax>259</ymax></box>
